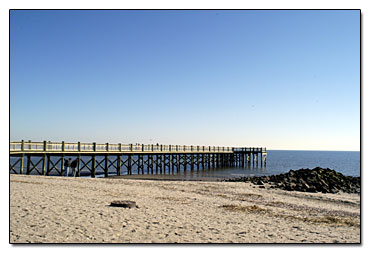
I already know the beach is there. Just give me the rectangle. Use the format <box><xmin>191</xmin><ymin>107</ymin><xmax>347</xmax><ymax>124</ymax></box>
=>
<box><xmin>10</xmin><ymin>174</ymin><xmax>360</xmax><ymax>243</ymax></box>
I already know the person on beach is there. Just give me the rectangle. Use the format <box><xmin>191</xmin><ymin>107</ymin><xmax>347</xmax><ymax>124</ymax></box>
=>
<box><xmin>64</xmin><ymin>158</ymin><xmax>72</xmax><ymax>177</ymax></box>
<box><xmin>70</xmin><ymin>158</ymin><xmax>78</xmax><ymax>177</ymax></box>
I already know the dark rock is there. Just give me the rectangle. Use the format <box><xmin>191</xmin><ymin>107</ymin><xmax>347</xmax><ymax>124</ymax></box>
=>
<box><xmin>110</xmin><ymin>200</ymin><xmax>138</xmax><ymax>208</ymax></box>
<box><xmin>255</xmin><ymin>180</ymin><xmax>264</xmax><ymax>185</ymax></box>
<box><xmin>223</xmin><ymin>167</ymin><xmax>360</xmax><ymax>194</ymax></box>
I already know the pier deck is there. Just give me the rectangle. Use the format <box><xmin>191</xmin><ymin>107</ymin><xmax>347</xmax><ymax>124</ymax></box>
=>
<box><xmin>10</xmin><ymin>141</ymin><xmax>267</xmax><ymax>177</ymax></box>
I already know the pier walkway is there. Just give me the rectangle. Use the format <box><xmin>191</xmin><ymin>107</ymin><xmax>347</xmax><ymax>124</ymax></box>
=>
<box><xmin>10</xmin><ymin>141</ymin><xmax>267</xmax><ymax>177</ymax></box>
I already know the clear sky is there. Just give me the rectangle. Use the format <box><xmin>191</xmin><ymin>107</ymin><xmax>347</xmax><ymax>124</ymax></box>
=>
<box><xmin>10</xmin><ymin>10</ymin><xmax>360</xmax><ymax>151</ymax></box>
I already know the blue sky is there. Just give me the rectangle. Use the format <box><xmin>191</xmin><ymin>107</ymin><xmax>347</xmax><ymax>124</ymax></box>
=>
<box><xmin>10</xmin><ymin>10</ymin><xmax>360</xmax><ymax>151</ymax></box>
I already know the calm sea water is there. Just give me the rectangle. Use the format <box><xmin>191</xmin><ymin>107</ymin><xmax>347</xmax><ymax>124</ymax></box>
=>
<box><xmin>167</xmin><ymin>150</ymin><xmax>361</xmax><ymax>180</ymax></box>
<box><xmin>11</xmin><ymin>150</ymin><xmax>360</xmax><ymax>180</ymax></box>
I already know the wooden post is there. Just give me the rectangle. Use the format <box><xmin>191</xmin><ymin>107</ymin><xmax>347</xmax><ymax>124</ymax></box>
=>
<box><xmin>26</xmin><ymin>155</ymin><xmax>31</xmax><ymax>175</ymax></box>
<box><xmin>128</xmin><ymin>154</ymin><xmax>132</xmax><ymax>175</ymax></box>
<box><xmin>141</xmin><ymin>155</ymin><xmax>144</xmax><ymax>174</ymax></box>
<box><xmin>61</xmin><ymin>154</ymin><xmax>65</xmax><ymax>176</ymax></box>
<box><xmin>146</xmin><ymin>155</ymin><xmax>149</xmax><ymax>174</ymax></box>
<box><xmin>119</xmin><ymin>143</ymin><xmax>122</xmax><ymax>152</ymax></box>
<box><xmin>130</xmin><ymin>144</ymin><xmax>133</xmax><ymax>152</ymax></box>
<box><xmin>212</xmin><ymin>154</ymin><xmax>215</xmax><ymax>168</ymax></box>
<box><xmin>137</xmin><ymin>155</ymin><xmax>141</xmax><ymax>175</ymax></box>
<box><xmin>42</xmin><ymin>154</ymin><xmax>46</xmax><ymax>176</ymax></box>
<box><xmin>104</xmin><ymin>155</ymin><xmax>109</xmax><ymax>177</ymax></box>
<box><xmin>190</xmin><ymin>154</ymin><xmax>194</xmax><ymax>171</ymax></box>
<box><xmin>196</xmin><ymin>154</ymin><xmax>200</xmax><ymax>170</ymax></box>
<box><xmin>149</xmin><ymin>155</ymin><xmax>153</xmax><ymax>174</ymax></box>
<box><xmin>117</xmin><ymin>155</ymin><xmax>121</xmax><ymax>176</ymax></box>
<box><xmin>77</xmin><ymin>155</ymin><xmax>81</xmax><ymax>177</ymax></box>
<box><xmin>177</xmin><ymin>154</ymin><xmax>180</xmax><ymax>172</ymax></box>
<box><xmin>171</xmin><ymin>154</ymin><xmax>174</xmax><ymax>172</ymax></box>
<box><xmin>20</xmin><ymin>154</ymin><xmax>24</xmax><ymax>175</ymax></box>
<box><xmin>155</xmin><ymin>155</ymin><xmax>158</xmax><ymax>173</ymax></box>
<box><xmin>19</xmin><ymin>140</ymin><xmax>24</xmax><ymax>174</ymax></box>
<box><xmin>183</xmin><ymin>154</ymin><xmax>187</xmax><ymax>171</ymax></box>
<box><xmin>61</xmin><ymin>141</ymin><xmax>65</xmax><ymax>176</ymax></box>
<box><xmin>46</xmin><ymin>155</ymin><xmax>50</xmax><ymax>176</ymax></box>
<box><xmin>260</xmin><ymin>153</ymin><xmax>263</xmax><ymax>168</ymax></box>
<box><xmin>92</xmin><ymin>142</ymin><xmax>96</xmax><ymax>178</ymax></box>
<box><xmin>41</xmin><ymin>141</ymin><xmax>47</xmax><ymax>175</ymax></box>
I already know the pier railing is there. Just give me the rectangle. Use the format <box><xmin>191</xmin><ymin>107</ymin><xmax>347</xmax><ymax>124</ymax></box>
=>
<box><xmin>9</xmin><ymin>141</ymin><xmax>248</xmax><ymax>153</ymax></box>
<box><xmin>233</xmin><ymin>147</ymin><xmax>267</xmax><ymax>153</ymax></box>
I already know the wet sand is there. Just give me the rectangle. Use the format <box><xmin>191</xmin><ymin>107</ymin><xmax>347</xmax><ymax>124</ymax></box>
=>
<box><xmin>10</xmin><ymin>174</ymin><xmax>360</xmax><ymax>243</ymax></box>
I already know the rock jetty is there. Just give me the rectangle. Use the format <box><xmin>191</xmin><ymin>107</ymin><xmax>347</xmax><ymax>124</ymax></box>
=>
<box><xmin>224</xmin><ymin>167</ymin><xmax>360</xmax><ymax>194</ymax></box>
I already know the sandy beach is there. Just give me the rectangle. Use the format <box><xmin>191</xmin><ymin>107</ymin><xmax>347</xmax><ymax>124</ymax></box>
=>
<box><xmin>10</xmin><ymin>174</ymin><xmax>360</xmax><ymax>243</ymax></box>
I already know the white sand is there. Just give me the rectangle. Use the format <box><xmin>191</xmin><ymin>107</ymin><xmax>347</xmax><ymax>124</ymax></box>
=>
<box><xmin>10</xmin><ymin>174</ymin><xmax>360</xmax><ymax>243</ymax></box>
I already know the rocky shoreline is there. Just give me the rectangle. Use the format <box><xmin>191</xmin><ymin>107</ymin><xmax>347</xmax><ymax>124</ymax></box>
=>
<box><xmin>224</xmin><ymin>167</ymin><xmax>360</xmax><ymax>194</ymax></box>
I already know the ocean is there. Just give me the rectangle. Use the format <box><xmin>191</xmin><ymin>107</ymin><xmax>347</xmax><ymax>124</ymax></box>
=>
<box><xmin>180</xmin><ymin>150</ymin><xmax>361</xmax><ymax>181</ymax></box>
<box><xmin>11</xmin><ymin>150</ymin><xmax>360</xmax><ymax>180</ymax></box>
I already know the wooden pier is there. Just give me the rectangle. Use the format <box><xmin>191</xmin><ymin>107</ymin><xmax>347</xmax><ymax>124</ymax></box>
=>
<box><xmin>9</xmin><ymin>141</ymin><xmax>267</xmax><ymax>177</ymax></box>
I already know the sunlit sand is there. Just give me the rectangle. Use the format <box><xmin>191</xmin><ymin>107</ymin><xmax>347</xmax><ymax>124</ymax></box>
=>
<box><xmin>10</xmin><ymin>175</ymin><xmax>360</xmax><ymax>243</ymax></box>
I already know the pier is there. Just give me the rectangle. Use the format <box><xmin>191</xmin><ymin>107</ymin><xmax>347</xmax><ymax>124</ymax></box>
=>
<box><xmin>10</xmin><ymin>141</ymin><xmax>267</xmax><ymax>177</ymax></box>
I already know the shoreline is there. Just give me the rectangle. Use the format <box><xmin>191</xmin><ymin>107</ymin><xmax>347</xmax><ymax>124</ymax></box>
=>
<box><xmin>10</xmin><ymin>174</ymin><xmax>360</xmax><ymax>243</ymax></box>
<box><xmin>108</xmin><ymin>174</ymin><xmax>225</xmax><ymax>182</ymax></box>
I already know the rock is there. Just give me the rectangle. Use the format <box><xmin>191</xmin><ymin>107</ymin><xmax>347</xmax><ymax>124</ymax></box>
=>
<box><xmin>255</xmin><ymin>180</ymin><xmax>264</xmax><ymax>185</ymax></box>
<box><xmin>223</xmin><ymin>168</ymin><xmax>360</xmax><ymax>194</ymax></box>
<box><xmin>110</xmin><ymin>201</ymin><xmax>138</xmax><ymax>208</ymax></box>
